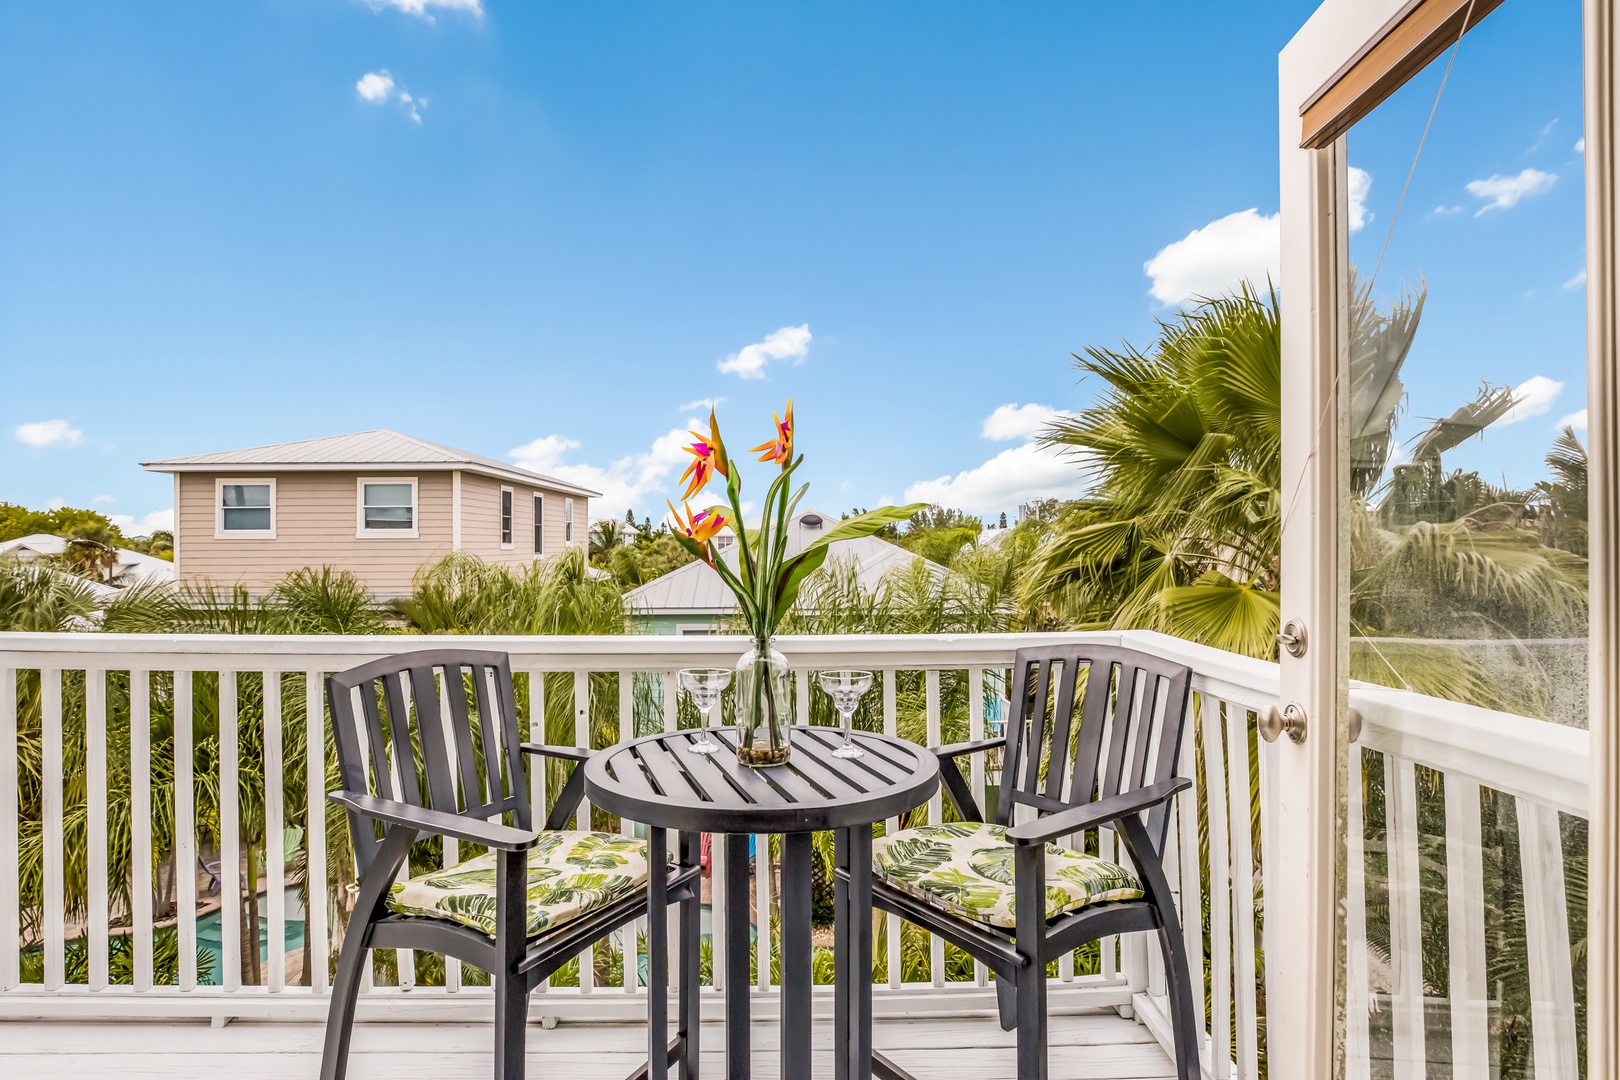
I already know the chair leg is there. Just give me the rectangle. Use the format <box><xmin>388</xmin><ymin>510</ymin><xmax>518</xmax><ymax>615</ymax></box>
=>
<box><xmin>494</xmin><ymin>970</ymin><xmax>530</xmax><ymax>1080</ymax></box>
<box><xmin>319</xmin><ymin>921</ymin><xmax>372</xmax><ymax>1080</ymax></box>
<box><xmin>995</xmin><ymin>971</ymin><xmax>1017</xmax><ymax>1032</ymax></box>
<box><xmin>1156</xmin><ymin>911</ymin><xmax>1201</xmax><ymax>1080</ymax></box>
<box><xmin>493</xmin><ymin>848</ymin><xmax>530</xmax><ymax>1080</ymax></box>
<box><xmin>649</xmin><ymin>829</ymin><xmax>670</xmax><ymax>1080</ymax></box>
<box><xmin>679</xmin><ymin>832</ymin><xmax>702</xmax><ymax>1080</ymax></box>
<box><xmin>1012</xmin><ymin>843</ymin><xmax>1047</xmax><ymax>1080</ymax></box>
<box><xmin>1013</xmin><ymin>963</ymin><xmax>1047</xmax><ymax>1080</ymax></box>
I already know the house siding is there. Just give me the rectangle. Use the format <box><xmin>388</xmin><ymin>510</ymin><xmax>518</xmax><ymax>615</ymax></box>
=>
<box><xmin>175</xmin><ymin>469</ymin><xmax>589</xmax><ymax>596</ymax></box>
<box><xmin>176</xmin><ymin>471</ymin><xmax>454</xmax><ymax>596</ymax></box>
<box><xmin>458</xmin><ymin>473</ymin><xmax>585</xmax><ymax>564</ymax></box>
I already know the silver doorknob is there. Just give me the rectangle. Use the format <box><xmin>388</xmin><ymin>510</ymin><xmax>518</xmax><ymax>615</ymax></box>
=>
<box><xmin>1260</xmin><ymin>702</ymin><xmax>1308</xmax><ymax>744</ymax></box>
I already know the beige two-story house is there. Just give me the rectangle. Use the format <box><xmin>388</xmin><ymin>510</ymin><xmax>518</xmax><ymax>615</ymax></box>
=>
<box><xmin>141</xmin><ymin>430</ymin><xmax>597</xmax><ymax>596</ymax></box>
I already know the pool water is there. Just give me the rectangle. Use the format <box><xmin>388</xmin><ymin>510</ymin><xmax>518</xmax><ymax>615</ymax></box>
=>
<box><xmin>195</xmin><ymin>886</ymin><xmax>305</xmax><ymax>984</ymax></box>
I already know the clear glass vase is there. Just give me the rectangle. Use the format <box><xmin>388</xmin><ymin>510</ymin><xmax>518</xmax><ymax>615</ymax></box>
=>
<box><xmin>734</xmin><ymin>637</ymin><xmax>793</xmax><ymax>767</ymax></box>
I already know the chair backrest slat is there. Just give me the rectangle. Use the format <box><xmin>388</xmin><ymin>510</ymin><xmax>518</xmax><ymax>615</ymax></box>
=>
<box><xmin>994</xmin><ymin>644</ymin><xmax>1192</xmax><ymax>856</ymax></box>
<box><xmin>471</xmin><ymin>664</ymin><xmax>506</xmax><ymax>809</ymax></box>
<box><xmin>327</xmin><ymin>649</ymin><xmax>531</xmax><ymax>883</ymax></box>
<box><xmin>406</xmin><ymin>666</ymin><xmax>459</xmax><ymax>811</ymax></box>
<box><xmin>356</xmin><ymin>684</ymin><xmax>395</xmax><ymax>801</ymax></box>
<box><xmin>381</xmin><ymin>670</ymin><xmax>423</xmax><ymax>807</ymax></box>
<box><xmin>1041</xmin><ymin>658</ymin><xmax>1082</xmax><ymax>803</ymax></box>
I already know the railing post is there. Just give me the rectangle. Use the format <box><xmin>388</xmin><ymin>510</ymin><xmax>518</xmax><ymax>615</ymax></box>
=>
<box><xmin>305</xmin><ymin>668</ymin><xmax>329</xmax><ymax>995</ymax></box>
<box><xmin>41</xmin><ymin>667</ymin><xmax>64</xmax><ymax>991</ymax></box>
<box><xmin>1443</xmin><ymin>777</ymin><xmax>1489</xmax><ymax>1080</ymax></box>
<box><xmin>1386</xmin><ymin>756</ymin><xmax>1425</xmax><ymax>1080</ymax></box>
<box><xmin>0</xmin><ymin>666</ymin><xmax>17</xmax><ymax>991</ymax></box>
<box><xmin>1517</xmin><ymin>798</ymin><xmax>1580</xmax><ymax>1078</ymax></box>
<box><xmin>86</xmin><ymin>667</ymin><xmax>108</xmax><ymax>991</ymax></box>
<box><xmin>131</xmin><ymin>669</ymin><xmax>154</xmax><ymax>993</ymax></box>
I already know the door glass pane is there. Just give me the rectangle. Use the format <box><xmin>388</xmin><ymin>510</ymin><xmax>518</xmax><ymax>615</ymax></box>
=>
<box><xmin>1342</xmin><ymin>5</ymin><xmax>1587</xmax><ymax>1078</ymax></box>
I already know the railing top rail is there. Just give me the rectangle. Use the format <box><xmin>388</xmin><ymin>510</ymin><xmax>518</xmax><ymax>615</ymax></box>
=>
<box><xmin>1352</xmin><ymin>684</ymin><xmax>1589</xmax><ymax>816</ymax></box>
<box><xmin>0</xmin><ymin>630</ymin><xmax>1122</xmax><ymax>670</ymax></box>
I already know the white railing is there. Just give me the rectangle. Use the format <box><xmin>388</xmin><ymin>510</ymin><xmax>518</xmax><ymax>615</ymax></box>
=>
<box><xmin>0</xmin><ymin>629</ymin><xmax>1590</xmax><ymax>1080</ymax></box>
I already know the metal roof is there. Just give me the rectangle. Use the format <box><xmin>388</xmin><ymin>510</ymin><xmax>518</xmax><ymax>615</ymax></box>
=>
<box><xmin>625</xmin><ymin>510</ymin><xmax>951</xmax><ymax>615</ymax></box>
<box><xmin>139</xmin><ymin>429</ymin><xmax>601</xmax><ymax>497</ymax></box>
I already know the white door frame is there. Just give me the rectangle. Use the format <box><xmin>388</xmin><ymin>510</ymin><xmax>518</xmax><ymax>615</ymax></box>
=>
<box><xmin>1275</xmin><ymin>2</ymin><xmax>1620</xmax><ymax>1078</ymax></box>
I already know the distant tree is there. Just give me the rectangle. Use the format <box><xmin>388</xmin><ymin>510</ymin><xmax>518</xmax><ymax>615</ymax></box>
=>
<box><xmin>998</xmin><ymin>512</ymin><xmax>1008</xmax><ymax>529</ymax></box>
<box><xmin>0</xmin><ymin>502</ymin><xmax>126</xmax><ymax>546</ymax></box>
<box><xmin>590</xmin><ymin>519</ymin><xmax>626</xmax><ymax>561</ymax></box>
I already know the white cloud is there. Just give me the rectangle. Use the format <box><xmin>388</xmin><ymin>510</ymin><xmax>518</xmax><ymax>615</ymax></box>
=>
<box><xmin>1498</xmin><ymin>375</ymin><xmax>1564</xmax><ymax>425</ymax></box>
<box><xmin>46</xmin><ymin>497</ymin><xmax>65</xmax><ymax>511</ymax></box>
<box><xmin>1431</xmin><ymin>205</ymin><xmax>1464</xmax><ymax>217</ymax></box>
<box><xmin>356</xmin><ymin>70</ymin><xmax>395</xmax><ymax>104</ymax></box>
<box><xmin>356</xmin><ymin>70</ymin><xmax>423</xmax><ymax>121</ymax></box>
<box><xmin>1466</xmin><ymin>168</ymin><xmax>1557</xmax><ymax>216</ymax></box>
<box><xmin>15</xmin><ymin>419</ymin><xmax>82</xmax><ymax>447</ymax></box>
<box><xmin>1557</xmin><ymin>408</ymin><xmax>1588</xmax><ymax>431</ymax></box>
<box><xmin>1565</xmin><ymin>268</ymin><xmax>1587</xmax><ymax>290</ymax></box>
<box><xmin>678</xmin><ymin>397</ymin><xmax>725</xmax><ymax>413</ymax></box>
<box><xmin>511</xmin><ymin>425</ymin><xmax>704</xmax><ymax>520</ymax></box>
<box><xmin>717</xmin><ymin>324</ymin><xmax>812</xmax><ymax>379</ymax></box>
<box><xmin>1144</xmin><ymin>208</ymin><xmax>1279</xmax><ymax>305</ymax></box>
<box><xmin>1348</xmin><ymin>166</ymin><xmax>1373</xmax><ymax>232</ymax></box>
<box><xmin>1576</xmin><ymin>137</ymin><xmax>1587</xmax><ymax>154</ymax></box>
<box><xmin>981</xmin><ymin>403</ymin><xmax>1071</xmax><ymax>442</ymax></box>
<box><xmin>363</xmin><ymin>0</ymin><xmax>482</xmax><ymax>21</ymax></box>
<box><xmin>109</xmin><ymin>509</ymin><xmax>174</xmax><ymax>535</ymax></box>
<box><xmin>91</xmin><ymin>494</ymin><xmax>114</xmax><ymax>506</ymax></box>
<box><xmin>906</xmin><ymin>405</ymin><xmax>1087</xmax><ymax>515</ymax></box>
<box><xmin>509</xmin><ymin>434</ymin><xmax>582</xmax><ymax>472</ymax></box>
<box><xmin>905</xmin><ymin>443</ymin><xmax>1086</xmax><ymax>517</ymax></box>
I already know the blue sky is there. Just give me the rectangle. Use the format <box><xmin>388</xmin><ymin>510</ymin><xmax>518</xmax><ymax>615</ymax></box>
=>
<box><xmin>0</xmin><ymin>0</ymin><xmax>1585</xmax><ymax>534</ymax></box>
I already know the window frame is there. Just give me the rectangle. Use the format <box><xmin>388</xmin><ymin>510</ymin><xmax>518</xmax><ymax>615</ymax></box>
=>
<box><xmin>501</xmin><ymin>486</ymin><xmax>514</xmax><ymax>549</ymax></box>
<box><xmin>565</xmin><ymin>497</ymin><xmax>575</xmax><ymax>544</ymax></box>
<box><xmin>355</xmin><ymin>476</ymin><xmax>419</xmax><ymax>539</ymax></box>
<box><xmin>214</xmin><ymin>477</ymin><xmax>277</xmax><ymax>539</ymax></box>
<box><xmin>533</xmin><ymin>492</ymin><xmax>544</xmax><ymax>556</ymax></box>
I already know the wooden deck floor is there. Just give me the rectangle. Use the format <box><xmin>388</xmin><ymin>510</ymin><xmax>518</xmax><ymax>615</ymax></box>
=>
<box><xmin>0</xmin><ymin>1011</ymin><xmax>1175</xmax><ymax>1079</ymax></box>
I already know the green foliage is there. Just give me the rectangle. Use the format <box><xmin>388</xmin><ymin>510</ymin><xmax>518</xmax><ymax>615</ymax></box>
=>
<box><xmin>0</xmin><ymin>558</ymin><xmax>101</xmax><ymax>631</ymax></box>
<box><xmin>602</xmin><ymin>534</ymin><xmax>696</xmax><ymax>589</ymax></box>
<box><xmin>0</xmin><ymin>502</ymin><xmax>126</xmax><ymax>546</ymax></box>
<box><xmin>20</xmin><ymin>926</ymin><xmax>213</xmax><ymax>987</ymax></box>
<box><xmin>397</xmin><ymin>549</ymin><xmax>626</xmax><ymax>635</ymax></box>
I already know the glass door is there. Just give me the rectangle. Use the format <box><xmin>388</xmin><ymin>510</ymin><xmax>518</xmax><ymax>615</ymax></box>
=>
<box><xmin>1277</xmin><ymin>2</ymin><xmax>1595</xmax><ymax>1078</ymax></box>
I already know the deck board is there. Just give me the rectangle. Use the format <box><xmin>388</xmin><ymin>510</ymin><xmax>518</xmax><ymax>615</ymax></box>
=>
<box><xmin>0</xmin><ymin>1011</ymin><xmax>1175</xmax><ymax>1079</ymax></box>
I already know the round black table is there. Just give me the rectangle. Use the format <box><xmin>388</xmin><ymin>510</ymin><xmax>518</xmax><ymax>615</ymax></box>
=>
<box><xmin>585</xmin><ymin>725</ymin><xmax>940</xmax><ymax>1080</ymax></box>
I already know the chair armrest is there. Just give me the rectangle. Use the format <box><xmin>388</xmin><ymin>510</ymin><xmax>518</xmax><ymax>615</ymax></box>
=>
<box><xmin>1004</xmin><ymin>778</ymin><xmax>1192</xmax><ymax>846</ymax></box>
<box><xmin>329</xmin><ymin>791</ymin><xmax>540</xmax><ymax>851</ymax></box>
<box><xmin>933</xmin><ymin>737</ymin><xmax>1006</xmax><ymax>761</ymax></box>
<box><xmin>521</xmin><ymin>743</ymin><xmax>593</xmax><ymax>763</ymax></box>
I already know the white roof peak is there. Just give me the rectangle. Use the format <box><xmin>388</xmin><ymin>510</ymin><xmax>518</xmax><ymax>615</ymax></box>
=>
<box><xmin>140</xmin><ymin>429</ymin><xmax>601</xmax><ymax>498</ymax></box>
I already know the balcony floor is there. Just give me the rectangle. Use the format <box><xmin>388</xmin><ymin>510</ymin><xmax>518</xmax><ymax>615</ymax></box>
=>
<box><xmin>0</xmin><ymin>1010</ymin><xmax>1176</xmax><ymax>1079</ymax></box>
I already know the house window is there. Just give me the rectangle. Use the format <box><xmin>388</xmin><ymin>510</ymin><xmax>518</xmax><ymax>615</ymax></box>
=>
<box><xmin>565</xmin><ymin>498</ymin><xmax>575</xmax><ymax>543</ymax></box>
<box><xmin>501</xmin><ymin>487</ymin><xmax>514</xmax><ymax>547</ymax></box>
<box><xmin>217</xmin><ymin>479</ymin><xmax>275</xmax><ymax>537</ymax></box>
<box><xmin>533</xmin><ymin>494</ymin><xmax>544</xmax><ymax>554</ymax></box>
<box><xmin>357</xmin><ymin>479</ymin><xmax>417</xmax><ymax>536</ymax></box>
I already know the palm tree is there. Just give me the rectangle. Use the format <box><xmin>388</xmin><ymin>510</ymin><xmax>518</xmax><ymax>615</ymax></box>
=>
<box><xmin>589</xmin><ymin>519</ymin><xmax>626</xmax><ymax>561</ymax></box>
<box><xmin>0</xmin><ymin>558</ymin><xmax>101</xmax><ymax>631</ymax></box>
<box><xmin>1025</xmin><ymin>285</ymin><xmax>1285</xmax><ymax>657</ymax></box>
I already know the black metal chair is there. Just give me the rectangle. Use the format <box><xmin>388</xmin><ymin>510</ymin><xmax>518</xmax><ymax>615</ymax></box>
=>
<box><xmin>321</xmin><ymin>648</ymin><xmax>702</xmax><ymax>1080</ymax></box>
<box><xmin>866</xmin><ymin>643</ymin><xmax>1199</xmax><ymax>1080</ymax></box>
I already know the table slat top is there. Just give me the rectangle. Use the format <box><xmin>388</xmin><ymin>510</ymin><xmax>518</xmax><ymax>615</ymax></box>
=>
<box><xmin>584</xmin><ymin>726</ymin><xmax>939</xmax><ymax>834</ymax></box>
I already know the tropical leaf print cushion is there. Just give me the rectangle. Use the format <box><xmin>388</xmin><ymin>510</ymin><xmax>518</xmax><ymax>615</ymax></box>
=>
<box><xmin>387</xmin><ymin>831</ymin><xmax>650</xmax><ymax>938</ymax></box>
<box><xmin>871</xmin><ymin>821</ymin><xmax>1142</xmax><ymax>928</ymax></box>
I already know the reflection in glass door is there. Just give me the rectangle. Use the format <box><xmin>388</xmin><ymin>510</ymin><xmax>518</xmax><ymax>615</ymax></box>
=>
<box><xmin>1340</xmin><ymin>4</ymin><xmax>1589</xmax><ymax>1077</ymax></box>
